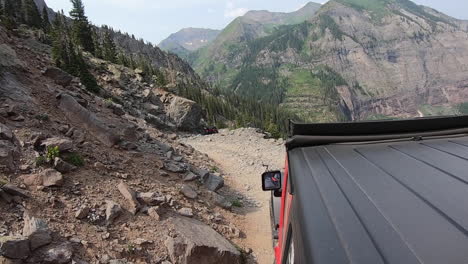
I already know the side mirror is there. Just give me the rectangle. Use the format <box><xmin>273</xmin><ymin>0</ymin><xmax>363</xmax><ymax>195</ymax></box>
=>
<box><xmin>262</xmin><ymin>171</ymin><xmax>282</xmax><ymax>191</ymax></box>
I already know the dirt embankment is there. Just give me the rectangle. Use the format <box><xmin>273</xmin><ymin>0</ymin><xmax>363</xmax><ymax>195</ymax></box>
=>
<box><xmin>183</xmin><ymin>128</ymin><xmax>286</xmax><ymax>264</ymax></box>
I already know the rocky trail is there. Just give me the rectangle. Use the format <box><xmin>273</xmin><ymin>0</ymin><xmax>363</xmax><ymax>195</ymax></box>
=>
<box><xmin>0</xmin><ymin>24</ymin><xmax>287</xmax><ymax>264</ymax></box>
<box><xmin>183</xmin><ymin>129</ymin><xmax>285</xmax><ymax>264</ymax></box>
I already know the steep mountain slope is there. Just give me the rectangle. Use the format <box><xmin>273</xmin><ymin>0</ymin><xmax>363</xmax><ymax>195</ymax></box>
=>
<box><xmin>190</xmin><ymin>2</ymin><xmax>322</xmax><ymax>83</ymax></box>
<box><xmin>159</xmin><ymin>28</ymin><xmax>221</xmax><ymax>57</ymax></box>
<box><xmin>197</xmin><ymin>0</ymin><xmax>468</xmax><ymax>122</ymax></box>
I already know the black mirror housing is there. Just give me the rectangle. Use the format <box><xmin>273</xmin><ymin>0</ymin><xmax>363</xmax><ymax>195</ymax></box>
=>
<box><xmin>262</xmin><ymin>171</ymin><xmax>282</xmax><ymax>191</ymax></box>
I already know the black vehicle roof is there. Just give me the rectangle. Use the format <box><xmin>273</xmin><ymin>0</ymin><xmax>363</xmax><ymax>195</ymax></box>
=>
<box><xmin>287</xmin><ymin>117</ymin><xmax>468</xmax><ymax>264</ymax></box>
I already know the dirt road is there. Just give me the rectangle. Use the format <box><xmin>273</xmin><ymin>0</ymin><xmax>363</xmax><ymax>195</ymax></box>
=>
<box><xmin>183</xmin><ymin>128</ymin><xmax>285</xmax><ymax>264</ymax></box>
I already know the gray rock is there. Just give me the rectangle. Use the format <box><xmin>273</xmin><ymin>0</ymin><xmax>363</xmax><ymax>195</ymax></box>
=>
<box><xmin>0</xmin><ymin>236</ymin><xmax>30</xmax><ymax>259</ymax></box>
<box><xmin>209</xmin><ymin>192</ymin><xmax>232</xmax><ymax>210</ymax></box>
<box><xmin>180</xmin><ymin>185</ymin><xmax>197</xmax><ymax>199</ymax></box>
<box><xmin>75</xmin><ymin>206</ymin><xmax>90</xmax><ymax>219</ymax></box>
<box><xmin>43</xmin><ymin>67</ymin><xmax>73</xmax><ymax>87</ymax></box>
<box><xmin>105</xmin><ymin>200</ymin><xmax>122</xmax><ymax>224</ymax></box>
<box><xmin>41</xmin><ymin>169</ymin><xmax>64</xmax><ymax>187</ymax></box>
<box><xmin>165</xmin><ymin>217</ymin><xmax>241</xmax><ymax>264</ymax></box>
<box><xmin>43</xmin><ymin>242</ymin><xmax>73</xmax><ymax>264</ymax></box>
<box><xmin>143</xmin><ymin>103</ymin><xmax>163</xmax><ymax>115</ymax></box>
<box><xmin>57</xmin><ymin>93</ymin><xmax>120</xmax><ymax>147</ymax></box>
<box><xmin>0</xmin><ymin>124</ymin><xmax>13</xmax><ymax>142</ymax></box>
<box><xmin>54</xmin><ymin>157</ymin><xmax>77</xmax><ymax>174</ymax></box>
<box><xmin>147</xmin><ymin>207</ymin><xmax>161</xmax><ymax>220</ymax></box>
<box><xmin>1</xmin><ymin>184</ymin><xmax>29</xmax><ymax>198</ymax></box>
<box><xmin>117</xmin><ymin>182</ymin><xmax>140</xmax><ymax>215</ymax></box>
<box><xmin>136</xmin><ymin>192</ymin><xmax>163</xmax><ymax>206</ymax></box>
<box><xmin>203</xmin><ymin>174</ymin><xmax>224</xmax><ymax>192</ymax></box>
<box><xmin>0</xmin><ymin>256</ymin><xmax>24</xmax><ymax>264</ymax></box>
<box><xmin>167</xmin><ymin>97</ymin><xmax>202</xmax><ymax>131</ymax></box>
<box><xmin>0</xmin><ymin>44</ymin><xmax>22</xmax><ymax>68</ymax></box>
<box><xmin>177</xmin><ymin>208</ymin><xmax>193</xmax><ymax>217</ymax></box>
<box><xmin>0</xmin><ymin>140</ymin><xmax>17</xmax><ymax>172</ymax></box>
<box><xmin>108</xmin><ymin>103</ymin><xmax>125</xmax><ymax>116</ymax></box>
<box><xmin>164</xmin><ymin>162</ymin><xmax>185</xmax><ymax>173</ymax></box>
<box><xmin>41</xmin><ymin>137</ymin><xmax>73</xmax><ymax>152</ymax></box>
<box><xmin>190</xmin><ymin>167</ymin><xmax>209</xmax><ymax>179</ymax></box>
<box><xmin>0</xmin><ymin>189</ymin><xmax>12</xmax><ymax>203</ymax></box>
<box><xmin>183</xmin><ymin>172</ymin><xmax>199</xmax><ymax>182</ymax></box>
<box><xmin>22</xmin><ymin>212</ymin><xmax>52</xmax><ymax>250</ymax></box>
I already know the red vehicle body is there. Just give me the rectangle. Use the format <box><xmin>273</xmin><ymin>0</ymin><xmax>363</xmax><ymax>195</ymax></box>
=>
<box><xmin>264</xmin><ymin>116</ymin><xmax>468</xmax><ymax>264</ymax></box>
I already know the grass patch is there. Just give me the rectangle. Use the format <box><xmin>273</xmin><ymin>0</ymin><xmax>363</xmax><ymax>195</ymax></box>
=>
<box><xmin>231</xmin><ymin>200</ymin><xmax>243</xmax><ymax>208</ymax></box>
<box><xmin>63</xmin><ymin>153</ymin><xmax>85</xmax><ymax>167</ymax></box>
<box><xmin>35</xmin><ymin>114</ymin><xmax>49</xmax><ymax>121</ymax></box>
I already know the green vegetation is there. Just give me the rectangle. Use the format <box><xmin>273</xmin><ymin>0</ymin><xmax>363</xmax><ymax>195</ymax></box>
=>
<box><xmin>35</xmin><ymin>113</ymin><xmax>50</xmax><ymax>121</ymax></box>
<box><xmin>70</xmin><ymin>0</ymin><xmax>95</xmax><ymax>53</ymax></box>
<box><xmin>64</xmin><ymin>152</ymin><xmax>85</xmax><ymax>167</ymax></box>
<box><xmin>366</xmin><ymin>114</ymin><xmax>394</xmax><ymax>120</ymax></box>
<box><xmin>46</xmin><ymin>146</ymin><xmax>60</xmax><ymax>162</ymax></box>
<box><xmin>35</xmin><ymin>156</ymin><xmax>48</xmax><ymax>167</ymax></box>
<box><xmin>318</xmin><ymin>15</ymin><xmax>344</xmax><ymax>41</ymax></box>
<box><xmin>231</xmin><ymin>200</ymin><xmax>243</xmax><ymax>208</ymax></box>
<box><xmin>419</xmin><ymin>104</ymin><xmax>458</xmax><ymax>116</ymax></box>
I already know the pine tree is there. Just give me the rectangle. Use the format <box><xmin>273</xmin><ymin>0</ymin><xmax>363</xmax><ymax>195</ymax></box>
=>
<box><xmin>23</xmin><ymin>0</ymin><xmax>42</xmax><ymax>28</ymax></box>
<box><xmin>91</xmin><ymin>29</ymin><xmax>103</xmax><ymax>58</ymax></box>
<box><xmin>69</xmin><ymin>0</ymin><xmax>94</xmax><ymax>53</ymax></box>
<box><xmin>102</xmin><ymin>29</ymin><xmax>117</xmax><ymax>63</ymax></box>
<box><xmin>41</xmin><ymin>6</ymin><xmax>50</xmax><ymax>32</ymax></box>
<box><xmin>2</xmin><ymin>0</ymin><xmax>17</xmax><ymax>29</ymax></box>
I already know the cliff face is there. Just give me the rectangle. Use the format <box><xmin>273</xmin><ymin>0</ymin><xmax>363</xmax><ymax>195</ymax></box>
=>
<box><xmin>194</xmin><ymin>0</ymin><xmax>468</xmax><ymax>121</ymax></box>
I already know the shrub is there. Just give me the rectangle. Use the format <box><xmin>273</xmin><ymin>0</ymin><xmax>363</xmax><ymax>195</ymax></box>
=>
<box><xmin>46</xmin><ymin>146</ymin><xmax>60</xmax><ymax>162</ymax></box>
<box><xmin>35</xmin><ymin>114</ymin><xmax>50</xmax><ymax>121</ymax></box>
<box><xmin>64</xmin><ymin>152</ymin><xmax>85</xmax><ymax>167</ymax></box>
<box><xmin>232</xmin><ymin>200</ymin><xmax>243</xmax><ymax>208</ymax></box>
<box><xmin>35</xmin><ymin>156</ymin><xmax>47</xmax><ymax>167</ymax></box>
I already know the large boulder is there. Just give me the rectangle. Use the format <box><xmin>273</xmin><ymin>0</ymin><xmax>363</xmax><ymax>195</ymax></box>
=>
<box><xmin>43</xmin><ymin>243</ymin><xmax>73</xmax><ymax>264</ymax></box>
<box><xmin>0</xmin><ymin>124</ymin><xmax>13</xmax><ymax>142</ymax></box>
<box><xmin>165</xmin><ymin>217</ymin><xmax>241</xmax><ymax>264</ymax></box>
<box><xmin>0</xmin><ymin>140</ymin><xmax>17</xmax><ymax>172</ymax></box>
<box><xmin>203</xmin><ymin>173</ymin><xmax>224</xmax><ymax>192</ymax></box>
<box><xmin>117</xmin><ymin>182</ymin><xmax>140</xmax><ymax>215</ymax></box>
<box><xmin>41</xmin><ymin>137</ymin><xmax>73</xmax><ymax>152</ymax></box>
<box><xmin>0</xmin><ymin>236</ymin><xmax>30</xmax><ymax>259</ymax></box>
<box><xmin>43</xmin><ymin>67</ymin><xmax>73</xmax><ymax>87</ymax></box>
<box><xmin>22</xmin><ymin>213</ymin><xmax>52</xmax><ymax>250</ymax></box>
<box><xmin>167</xmin><ymin>97</ymin><xmax>202</xmax><ymax>131</ymax></box>
<box><xmin>0</xmin><ymin>44</ymin><xmax>22</xmax><ymax>69</ymax></box>
<box><xmin>57</xmin><ymin>93</ymin><xmax>120</xmax><ymax>147</ymax></box>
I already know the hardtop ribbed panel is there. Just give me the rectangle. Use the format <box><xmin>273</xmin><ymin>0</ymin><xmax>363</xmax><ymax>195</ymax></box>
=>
<box><xmin>289</xmin><ymin>136</ymin><xmax>468</xmax><ymax>264</ymax></box>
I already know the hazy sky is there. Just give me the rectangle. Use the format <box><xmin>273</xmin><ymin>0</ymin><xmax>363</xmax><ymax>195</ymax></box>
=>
<box><xmin>44</xmin><ymin>0</ymin><xmax>468</xmax><ymax>45</ymax></box>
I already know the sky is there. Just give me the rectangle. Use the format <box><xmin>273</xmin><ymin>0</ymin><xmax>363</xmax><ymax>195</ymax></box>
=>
<box><xmin>44</xmin><ymin>0</ymin><xmax>468</xmax><ymax>45</ymax></box>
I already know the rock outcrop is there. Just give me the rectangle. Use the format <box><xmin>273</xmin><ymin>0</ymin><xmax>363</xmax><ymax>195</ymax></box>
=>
<box><xmin>165</xmin><ymin>217</ymin><xmax>242</xmax><ymax>264</ymax></box>
<box><xmin>57</xmin><ymin>93</ymin><xmax>120</xmax><ymax>147</ymax></box>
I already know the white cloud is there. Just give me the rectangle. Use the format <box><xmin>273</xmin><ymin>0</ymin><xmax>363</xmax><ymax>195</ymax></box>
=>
<box><xmin>224</xmin><ymin>0</ymin><xmax>249</xmax><ymax>18</ymax></box>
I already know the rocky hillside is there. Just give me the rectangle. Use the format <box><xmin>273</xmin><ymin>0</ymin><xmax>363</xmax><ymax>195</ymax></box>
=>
<box><xmin>193</xmin><ymin>0</ymin><xmax>468</xmax><ymax>122</ymax></box>
<box><xmin>190</xmin><ymin>2</ymin><xmax>322</xmax><ymax>81</ymax></box>
<box><xmin>159</xmin><ymin>28</ymin><xmax>221</xmax><ymax>58</ymax></box>
<box><xmin>0</xmin><ymin>14</ymin><xmax>255</xmax><ymax>264</ymax></box>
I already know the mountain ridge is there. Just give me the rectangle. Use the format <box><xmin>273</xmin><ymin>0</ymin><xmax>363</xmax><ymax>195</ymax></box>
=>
<box><xmin>192</xmin><ymin>0</ymin><xmax>468</xmax><ymax>122</ymax></box>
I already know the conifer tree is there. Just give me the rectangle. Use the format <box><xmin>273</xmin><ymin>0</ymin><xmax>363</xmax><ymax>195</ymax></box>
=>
<box><xmin>91</xmin><ymin>29</ymin><xmax>103</xmax><ymax>58</ymax></box>
<box><xmin>69</xmin><ymin>0</ymin><xmax>94</xmax><ymax>53</ymax></box>
<box><xmin>102</xmin><ymin>29</ymin><xmax>117</xmax><ymax>63</ymax></box>
<box><xmin>41</xmin><ymin>6</ymin><xmax>50</xmax><ymax>32</ymax></box>
<box><xmin>24</xmin><ymin>0</ymin><xmax>42</xmax><ymax>28</ymax></box>
<box><xmin>2</xmin><ymin>0</ymin><xmax>17</xmax><ymax>29</ymax></box>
